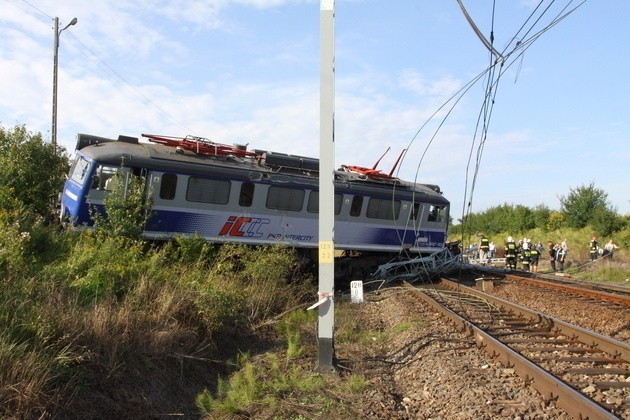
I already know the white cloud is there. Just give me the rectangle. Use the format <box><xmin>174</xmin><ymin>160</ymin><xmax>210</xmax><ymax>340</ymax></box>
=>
<box><xmin>398</xmin><ymin>69</ymin><xmax>461</xmax><ymax>98</ymax></box>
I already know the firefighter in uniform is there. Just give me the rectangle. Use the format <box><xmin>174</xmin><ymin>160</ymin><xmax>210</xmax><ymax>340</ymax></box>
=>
<box><xmin>505</xmin><ymin>236</ymin><xmax>517</xmax><ymax>270</ymax></box>
<box><xmin>521</xmin><ymin>240</ymin><xmax>531</xmax><ymax>272</ymax></box>
<box><xmin>479</xmin><ymin>235</ymin><xmax>490</xmax><ymax>265</ymax></box>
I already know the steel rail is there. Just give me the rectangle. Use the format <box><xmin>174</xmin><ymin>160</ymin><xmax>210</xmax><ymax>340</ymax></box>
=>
<box><xmin>406</xmin><ymin>281</ymin><xmax>624</xmax><ymax>419</ymax></box>
<box><xmin>441</xmin><ymin>278</ymin><xmax>630</xmax><ymax>361</ymax></box>
<box><xmin>505</xmin><ymin>274</ymin><xmax>630</xmax><ymax>307</ymax></box>
<box><xmin>534</xmin><ymin>273</ymin><xmax>630</xmax><ymax>295</ymax></box>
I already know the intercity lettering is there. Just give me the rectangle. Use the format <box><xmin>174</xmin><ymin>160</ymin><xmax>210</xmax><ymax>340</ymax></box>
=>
<box><xmin>219</xmin><ymin>216</ymin><xmax>270</xmax><ymax>238</ymax></box>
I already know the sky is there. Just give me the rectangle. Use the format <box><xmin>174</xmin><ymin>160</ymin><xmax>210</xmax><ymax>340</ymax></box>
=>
<box><xmin>1</xmin><ymin>0</ymin><xmax>628</xmax><ymax>219</ymax></box>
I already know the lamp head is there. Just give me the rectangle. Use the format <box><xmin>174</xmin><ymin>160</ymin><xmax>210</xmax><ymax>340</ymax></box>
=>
<box><xmin>61</xmin><ymin>17</ymin><xmax>78</xmax><ymax>32</ymax></box>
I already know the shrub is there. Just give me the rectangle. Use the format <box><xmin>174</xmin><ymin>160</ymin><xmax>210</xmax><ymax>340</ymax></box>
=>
<box><xmin>91</xmin><ymin>169</ymin><xmax>153</xmax><ymax>241</ymax></box>
<box><xmin>59</xmin><ymin>233</ymin><xmax>148</xmax><ymax>302</ymax></box>
<box><xmin>173</xmin><ymin>235</ymin><xmax>218</xmax><ymax>267</ymax></box>
<box><xmin>207</xmin><ymin>244</ymin><xmax>314</xmax><ymax>327</ymax></box>
<box><xmin>0</xmin><ymin>125</ymin><xmax>69</xmax><ymax>221</ymax></box>
<box><xmin>196</xmin><ymin>354</ymin><xmax>261</xmax><ymax>415</ymax></box>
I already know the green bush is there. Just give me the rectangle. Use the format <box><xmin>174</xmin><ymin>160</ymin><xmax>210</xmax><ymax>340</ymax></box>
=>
<box><xmin>173</xmin><ymin>235</ymin><xmax>218</xmax><ymax>267</ymax></box>
<box><xmin>0</xmin><ymin>206</ymin><xmax>31</xmax><ymax>277</ymax></box>
<box><xmin>58</xmin><ymin>234</ymin><xmax>148</xmax><ymax>302</ymax></box>
<box><xmin>0</xmin><ymin>125</ymin><xmax>68</xmax><ymax>221</ymax></box>
<box><xmin>196</xmin><ymin>353</ymin><xmax>331</xmax><ymax>417</ymax></box>
<box><xmin>206</xmin><ymin>244</ymin><xmax>314</xmax><ymax>326</ymax></box>
<box><xmin>196</xmin><ymin>354</ymin><xmax>261</xmax><ymax>415</ymax></box>
<box><xmin>194</xmin><ymin>287</ymin><xmax>247</xmax><ymax>333</ymax></box>
<box><xmin>91</xmin><ymin>169</ymin><xmax>153</xmax><ymax>240</ymax></box>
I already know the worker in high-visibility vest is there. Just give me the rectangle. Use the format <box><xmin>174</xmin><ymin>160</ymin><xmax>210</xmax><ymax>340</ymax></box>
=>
<box><xmin>479</xmin><ymin>235</ymin><xmax>490</xmax><ymax>265</ymax></box>
<box><xmin>505</xmin><ymin>236</ymin><xmax>517</xmax><ymax>270</ymax></box>
<box><xmin>521</xmin><ymin>241</ymin><xmax>531</xmax><ymax>272</ymax></box>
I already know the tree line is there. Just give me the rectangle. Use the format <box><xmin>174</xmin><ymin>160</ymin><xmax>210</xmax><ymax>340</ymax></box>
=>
<box><xmin>450</xmin><ymin>184</ymin><xmax>628</xmax><ymax>239</ymax></box>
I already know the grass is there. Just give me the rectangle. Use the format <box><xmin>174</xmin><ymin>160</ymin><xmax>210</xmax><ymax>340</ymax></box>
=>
<box><xmin>392</xmin><ymin>319</ymin><xmax>425</xmax><ymax>335</ymax></box>
<box><xmin>0</xmin><ymin>227</ymin><xmax>318</xmax><ymax>418</ymax></box>
<box><xmin>195</xmin><ymin>351</ymin><xmax>366</xmax><ymax>419</ymax></box>
<box><xmin>570</xmin><ymin>259</ymin><xmax>630</xmax><ymax>284</ymax></box>
<box><xmin>195</xmin><ymin>297</ymin><xmax>382</xmax><ymax>419</ymax></box>
<box><xmin>2</xmin><ymin>212</ymin><xmax>627</xmax><ymax>417</ymax></box>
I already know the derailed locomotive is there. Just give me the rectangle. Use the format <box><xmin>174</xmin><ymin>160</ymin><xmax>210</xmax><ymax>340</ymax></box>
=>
<box><xmin>59</xmin><ymin>133</ymin><xmax>449</xmax><ymax>273</ymax></box>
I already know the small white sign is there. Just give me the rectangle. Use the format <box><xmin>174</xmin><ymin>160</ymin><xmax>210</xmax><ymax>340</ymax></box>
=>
<box><xmin>350</xmin><ymin>280</ymin><xmax>363</xmax><ymax>304</ymax></box>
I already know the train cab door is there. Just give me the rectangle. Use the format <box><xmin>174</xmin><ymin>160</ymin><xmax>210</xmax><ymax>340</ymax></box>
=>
<box><xmin>87</xmin><ymin>166</ymin><xmax>131</xmax><ymax>200</ymax></box>
<box><xmin>86</xmin><ymin>165</ymin><xmax>148</xmax><ymax>208</ymax></box>
<box><xmin>87</xmin><ymin>165</ymin><xmax>120</xmax><ymax>205</ymax></box>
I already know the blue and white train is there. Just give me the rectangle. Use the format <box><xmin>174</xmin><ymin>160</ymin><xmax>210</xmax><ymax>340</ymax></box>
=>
<box><xmin>60</xmin><ymin>133</ymin><xmax>449</xmax><ymax>260</ymax></box>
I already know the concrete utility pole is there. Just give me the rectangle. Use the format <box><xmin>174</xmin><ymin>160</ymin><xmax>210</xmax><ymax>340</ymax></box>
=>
<box><xmin>52</xmin><ymin>16</ymin><xmax>77</xmax><ymax>149</ymax></box>
<box><xmin>316</xmin><ymin>0</ymin><xmax>336</xmax><ymax>373</ymax></box>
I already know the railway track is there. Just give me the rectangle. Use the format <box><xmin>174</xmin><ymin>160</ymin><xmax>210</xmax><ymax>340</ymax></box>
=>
<box><xmin>461</xmin><ymin>265</ymin><xmax>630</xmax><ymax>307</ymax></box>
<box><xmin>504</xmin><ymin>273</ymin><xmax>630</xmax><ymax>307</ymax></box>
<box><xmin>408</xmin><ymin>278</ymin><xmax>630</xmax><ymax>419</ymax></box>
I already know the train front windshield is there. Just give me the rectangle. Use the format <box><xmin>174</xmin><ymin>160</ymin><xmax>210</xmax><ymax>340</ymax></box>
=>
<box><xmin>60</xmin><ymin>154</ymin><xmax>95</xmax><ymax>225</ymax></box>
<box><xmin>69</xmin><ymin>155</ymin><xmax>91</xmax><ymax>185</ymax></box>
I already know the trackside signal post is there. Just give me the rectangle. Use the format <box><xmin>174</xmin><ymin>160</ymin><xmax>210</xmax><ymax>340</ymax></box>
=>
<box><xmin>315</xmin><ymin>0</ymin><xmax>336</xmax><ymax>373</ymax></box>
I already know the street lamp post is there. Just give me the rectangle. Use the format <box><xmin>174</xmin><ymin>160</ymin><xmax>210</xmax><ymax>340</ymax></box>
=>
<box><xmin>52</xmin><ymin>16</ymin><xmax>77</xmax><ymax>149</ymax></box>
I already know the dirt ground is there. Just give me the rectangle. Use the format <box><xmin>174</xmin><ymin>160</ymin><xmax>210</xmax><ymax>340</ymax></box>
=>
<box><xmin>249</xmin><ymin>288</ymin><xmax>572</xmax><ymax>419</ymax></box>
<box><xmin>337</xmin><ymin>289</ymin><xmax>571</xmax><ymax>419</ymax></box>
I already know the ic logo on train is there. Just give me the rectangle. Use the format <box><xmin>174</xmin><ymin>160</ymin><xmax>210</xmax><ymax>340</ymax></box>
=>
<box><xmin>219</xmin><ymin>216</ymin><xmax>270</xmax><ymax>238</ymax></box>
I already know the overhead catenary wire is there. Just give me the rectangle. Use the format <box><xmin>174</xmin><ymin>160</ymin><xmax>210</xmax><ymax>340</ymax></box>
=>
<box><xmin>456</xmin><ymin>0</ymin><xmax>504</xmax><ymax>61</ymax></box>
<box><xmin>459</xmin><ymin>0</ymin><xmax>587</xmax><ymax>243</ymax></box>
<box><xmin>461</xmin><ymin>0</ymin><xmax>503</xmax><ymax>238</ymax></box>
<box><xmin>386</xmin><ymin>0</ymin><xmax>588</xmax><ymax>260</ymax></box>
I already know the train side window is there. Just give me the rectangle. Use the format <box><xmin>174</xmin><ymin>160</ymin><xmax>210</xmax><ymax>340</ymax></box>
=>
<box><xmin>306</xmin><ymin>191</ymin><xmax>342</xmax><ymax>214</ymax></box>
<box><xmin>186</xmin><ymin>177</ymin><xmax>231</xmax><ymax>204</ymax></box>
<box><xmin>160</xmin><ymin>173</ymin><xmax>178</xmax><ymax>200</ymax></box>
<box><xmin>266</xmin><ymin>186</ymin><xmax>304</xmax><ymax>211</ymax></box>
<box><xmin>428</xmin><ymin>205</ymin><xmax>446</xmax><ymax>222</ymax></box>
<box><xmin>411</xmin><ymin>203</ymin><xmax>421</xmax><ymax>220</ymax></box>
<box><xmin>239</xmin><ymin>182</ymin><xmax>255</xmax><ymax>207</ymax></box>
<box><xmin>99</xmin><ymin>166</ymin><xmax>123</xmax><ymax>191</ymax></box>
<box><xmin>70</xmin><ymin>156</ymin><xmax>91</xmax><ymax>185</ymax></box>
<box><xmin>350</xmin><ymin>195</ymin><xmax>363</xmax><ymax>217</ymax></box>
<box><xmin>366</xmin><ymin>198</ymin><xmax>401</xmax><ymax>220</ymax></box>
<box><xmin>103</xmin><ymin>166</ymin><xmax>131</xmax><ymax>191</ymax></box>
